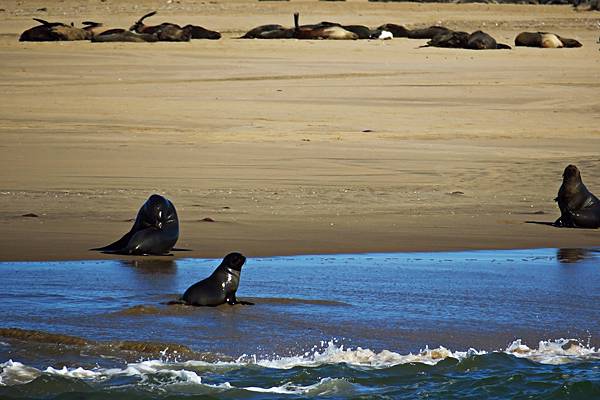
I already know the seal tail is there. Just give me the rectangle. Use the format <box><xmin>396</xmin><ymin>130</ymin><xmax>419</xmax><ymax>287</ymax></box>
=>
<box><xmin>166</xmin><ymin>299</ymin><xmax>186</xmax><ymax>305</ymax></box>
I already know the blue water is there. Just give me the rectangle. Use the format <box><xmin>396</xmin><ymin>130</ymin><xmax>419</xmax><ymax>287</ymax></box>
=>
<box><xmin>0</xmin><ymin>248</ymin><xmax>599</xmax><ymax>399</ymax></box>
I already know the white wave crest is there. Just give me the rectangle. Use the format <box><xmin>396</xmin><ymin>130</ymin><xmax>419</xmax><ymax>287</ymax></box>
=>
<box><xmin>0</xmin><ymin>360</ymin><xmax>40</xmax><ymax>386</ymax></box>
<box><xmin>506</xmin><ymin>338</ymin><xmax>599</xmax><ymax>365</ymax></box>
<box><xmin>239</xmin><ymin>341</ymin><xmax>484</xmax><ymax>369</ymax></box>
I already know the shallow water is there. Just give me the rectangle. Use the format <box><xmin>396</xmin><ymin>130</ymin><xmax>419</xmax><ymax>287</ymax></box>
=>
<box><xmin>1</xmin><ymin>248</ymin><xmax>599</xmax><ymax>399</ymax></box>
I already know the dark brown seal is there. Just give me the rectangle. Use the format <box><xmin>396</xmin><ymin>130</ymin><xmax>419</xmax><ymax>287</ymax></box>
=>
<box><xmin>515</xmin><ymin>32</ymin><xmax>582</xmax><ymax>48</ymax></box>
<box><xmin>425</xmin><ymin>30</ymin><xmax>511</xmax><ymax>50</ymax></box>
<box><xmin>175</xmin><ymin>253</ymin><xmax>254</xmax><ymax>307</ymax></box>
<box><xmin>19</xmin><ymin>18</ymin><xmax>91</xmax><ymax>41</ymax></box>
<box><xmin>554</xmin><ymin>165</ymin><xmax>600</xmax><ymax>228</ymax></box>
<box><xmin>92</xmin><ymin>194</ymin><xmax>179</xmax><ymax>255</ymax></box>
<box><xmin>292</xmin><ymin>13</ymin><xmax>358</xmax><ymax>40</ymax></box>
<box><xmin>129</xmin><ymin>11</ymin><xmax>220</xmax><ymax>41</ymax></box>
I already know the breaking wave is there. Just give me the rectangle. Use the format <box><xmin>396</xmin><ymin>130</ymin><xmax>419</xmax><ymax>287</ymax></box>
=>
<box><xmin>1</xmin><ymin>338</ymin><xmax>599</xmax><ymax>399</ymax></box>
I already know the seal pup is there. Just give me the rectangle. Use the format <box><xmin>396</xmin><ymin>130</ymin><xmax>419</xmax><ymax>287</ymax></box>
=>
<box><xmin>554</xmin><ymin>165</ymin><xmax>600</xmax><ymax>228</ymax></box>
<box><xmin>19</xmin><ymin>18</ymin><xmax>90</xmax><ymax>41</ymax></box>
<box><xmin>176</xmin><ymin>253</ymin><xmax>254</xmax><ymax>307</ymax></box>
<box><xmin>93</xmin><ymin>194</ymin><xmax>179</xmax><ymax>255</ymax></box>
<box><xmin>515</xmin><ymin>32</ymin><xmax>582</xmax><ymax>48</ymax></box>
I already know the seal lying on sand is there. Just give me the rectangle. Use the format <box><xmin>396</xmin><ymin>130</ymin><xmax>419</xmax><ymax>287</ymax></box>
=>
<box><xmin>375</xmin><ymin>24</ymin><xmax>450</xmax><ymax>39</ymax></box>
<box><xmin>292</xmin><ymin>13</ymin><xmax>358</xmax><ymax>40</ymax></box>
<box><xmin>554</xmin><ymin>165</ymin><xmax>600</xmax><ymax>228</ymax></box>
<box><xmin>241</xmin><ymin>14</ymin><xmax>366</xmax><ymax>40</ymax></box>
<box><xmin>91</xmin><ymin>31</ymin><xmax>158</xmax><ymax>43</ymax></box>
<box><xmin>425</xmin><ymin>30</ymin><xmax>511</xmax><ymax>49</ymax></box>
<box><xmin>172</xmin><ymin>253</ymin><xmax>254</xmax><ymax>307</ymax></box>
<box><xmin>240</xmin><ymin>24</ymin><xmax>293</xmax><ymax>39</ymax></box>
<box><xmin>82</xmin><ymin>21</ymin><xmax>126</xmax><ymax>37</ymax></box>
<box><xmin>130</xmin><ymin>11</ymin><xmax>220</xmax><ymax>40</ymax></box>
<box><xmin>93</xmin><ymin>194</ymin><xmax>179</xmax><ymax>255</ymax></box>
<box><xmin>515</xmin><ymin>32</ymin><xmax>583</xmax><ymax>48</ymax></box>
<box><xmin>19</xmin><ymin>18</ymin><xmax>91</xmax><ymax>41</ymax></box>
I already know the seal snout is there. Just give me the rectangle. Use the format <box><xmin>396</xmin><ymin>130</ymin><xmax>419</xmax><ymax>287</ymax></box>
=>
<box><xmin>562</xmin><ymin>164</ymin><xmax>580</xmax><ymax>180</ymax></box>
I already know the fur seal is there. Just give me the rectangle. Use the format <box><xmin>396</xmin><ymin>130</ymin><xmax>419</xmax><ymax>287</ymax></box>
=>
<box><xmin>375</xmin><ymin>23</ymin><xmax>410</xmax><ymax>38</ymax></box>
<box><xmin>426</xmin><ymin>30</ymin><xmax>469</xmax><ymax>48</ymax></box>
<box><xmin>409</xmin><ymin>26</ymin><xmax>452</xmax><ymax>39</ymax></box>
<box><xmin>554</xmin><ymin>165</ymin><xmax>600</xmax><ymax>228</ymax></box>
<box><xmin>375</xmin><ymin>24</ymin><xmax>450</xmax><ymax>39</ymax></box>
<box><xmin>467</xmin><ymin>30</ymin><xmax>512</xmax><ymax>50</ymax></box>
<box><xmin>93</xmin><ymin>194</ymin><xmax>179</xmax><ymax>255</ymax></box>
<box><xmin>425</xmin><ymin>30</ymin><xmax>511</xmax><ymax>49</ymax></box>
<box><xmin>177</xmin><ymin>253</ymin><xmax>254</xmax><ymax>307</ymax></box>
<box><xmin>292</xmin><ymin>13</ymin><xmax>358</xmax><ymax>40</ymax></box>
<box><xmin>515</xmin><ymin>32</ymin><xmax>582</xmax><ymax>48</ymax></box>
<box><xmin>240</xmin><ymin>24</ymin><xmax>293</xmax><ymax>39</ymax></box>
<box><xmin>130</xmin><ymin>11</ymin><xmax>220</xmax><ymax>41</ymax></box>
<box><xmin>91</xmin><ymin>31</ymin><xmax>159</xmax><ymax>43</ymax></box>
<box><xmin>19</xmin><ymin>18</ymin><xmax>91</xmax><ymax>41</ymax></box>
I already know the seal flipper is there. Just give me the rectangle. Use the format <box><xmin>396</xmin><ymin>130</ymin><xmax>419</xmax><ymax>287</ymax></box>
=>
<box><xmin>90</xmin><ymin>229</ymin><xmax>135</xmax><ymax>252</ymax></box>
<box><xmin>226</xmin><ymin>294</ymin><xmax>254</xmax><ymax>306</ymax></box>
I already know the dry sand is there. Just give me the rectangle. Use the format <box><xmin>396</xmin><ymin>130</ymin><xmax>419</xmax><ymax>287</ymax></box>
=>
<box><xmin>0</xmin><ymin>0</ymin><xmax>599</xmax><ymax>261</ymax></box>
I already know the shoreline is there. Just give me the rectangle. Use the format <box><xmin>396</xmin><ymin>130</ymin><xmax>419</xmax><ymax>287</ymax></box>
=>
<box><xmin>1</xmin><ymin>1</ymin><xmax>599</xmax><ymax>262</ymax></box>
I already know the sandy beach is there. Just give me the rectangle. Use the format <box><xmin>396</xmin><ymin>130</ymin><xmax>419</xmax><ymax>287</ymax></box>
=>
<box><xmin>0</xmin><ymin>0</ymin><xmax>599</xmax><ymax>261</ymax></box>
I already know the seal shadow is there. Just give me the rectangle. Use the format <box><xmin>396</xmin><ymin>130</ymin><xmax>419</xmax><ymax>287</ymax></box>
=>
<box><xmin>525</xmin><ymin>221</ymin><xmax>557</xmax><ymax>227</ymax></box>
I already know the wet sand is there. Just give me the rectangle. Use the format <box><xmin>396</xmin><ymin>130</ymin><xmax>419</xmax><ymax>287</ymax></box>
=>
<box><xmin>1</xmin><ymin>1</ymin><xmax>599</xmax><ymax>261</ymax></box>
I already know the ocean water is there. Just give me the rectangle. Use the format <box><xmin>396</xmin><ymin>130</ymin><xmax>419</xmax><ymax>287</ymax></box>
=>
<box><xmin>0</xmin><ymin>248</ymin><xmax>599</xmax><ymax>399</ymax></box>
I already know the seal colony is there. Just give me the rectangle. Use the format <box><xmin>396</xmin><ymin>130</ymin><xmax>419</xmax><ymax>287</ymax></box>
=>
<box><xmin>19</xmin><ymin>11</ymin><xmax>221</xmax><ymax>42</ymax></box>
<box><xmin>17</xmin><ymin>12</ymin><xmax>584</xmax><ymax>49</ymax></box>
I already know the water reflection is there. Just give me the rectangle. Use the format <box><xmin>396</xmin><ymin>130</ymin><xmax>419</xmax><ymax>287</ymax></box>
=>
<box><xmin>557</xmin><ymin>248</ymin><xmax>590</xmax><ymax>264</ymax></box>
<box><xmin>119</xmin><ymin>259</ymin><xmax>177</xmax><ymax>274</ymax></box>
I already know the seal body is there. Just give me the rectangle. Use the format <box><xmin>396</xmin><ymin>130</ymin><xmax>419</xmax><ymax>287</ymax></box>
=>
<box><xmin>426</xmin><ymin>30</ymin><xmax>510</xmax><ymax>49</ymax></box>
<box><xmin>376</xmin><ymin>24</ymin><xmax>410</xmax><ymax>38</ymax></box>
<box><xmin>555</xmin><ymin>165</ymin><xmax>600</xmax><ymax>228</ymax></box>
<box><xmin>91</xmin><ymin>31</ymin><xmax>158</xmax><ymax>42</ymax></box>
<box><xmin>467</xmin><ymin>30</ymin><xmax>497</xmax><ymax>49</ymax></box>
<box><xmin>427</xmin><ymin>31</ymin><xmax>469</xmax><ymax>48</ymax></box>
<box><xmin>94</xmin><ymin>194</ymin><xmax>179</xmax><ymax>255</ymax></box>
<box><xmin>515</xmin><ymin>32</ymin><xmax>582</xmax><ymax>48</ymax></box>
<box><xmin>241</xmin><ymin>24</ymin><xmax>293</xmax><ymax>39</ymax></box>
<box><xmin>292</xmin><ymin>13</ymin><xmax>357</xmax><ymax>40</ymax></box>
<box><xmin>183</xmin><ymin>24</ymin><xmax>221</xmax><ymax>40</ymax></box>
<box><xmin>19</xmin><ymin>19</ymin><xmax>91</xmax><ymax>41</ymax></box>
<box><xmin>409</xmin><ymin>26</ymin><xmax>451</xmax><ymax>39</ymax></box>
<box><xmin>181</xmin><ymin>253</ymin><xmax>253</xmax><ymax>307</ymax></box>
